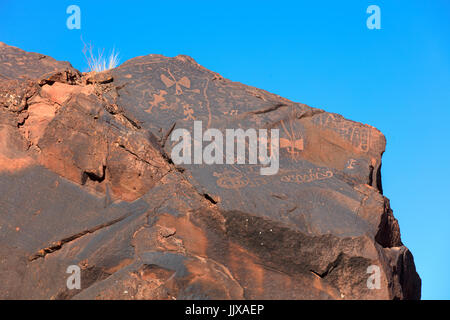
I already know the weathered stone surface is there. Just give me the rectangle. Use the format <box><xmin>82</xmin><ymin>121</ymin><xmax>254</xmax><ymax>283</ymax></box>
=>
<box><xmin>0</xmin><ymin>42</ymin><xmax>420</xmax><ymax>299</ymax></box>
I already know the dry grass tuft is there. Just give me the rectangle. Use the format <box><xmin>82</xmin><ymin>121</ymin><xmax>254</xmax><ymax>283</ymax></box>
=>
<box><xmin>82</xmin><ymin>40</ymin><xmax>119</xmax><ymax>72</ymax></box>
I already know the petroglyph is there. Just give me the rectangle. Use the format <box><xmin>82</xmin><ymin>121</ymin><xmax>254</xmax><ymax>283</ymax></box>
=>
<box><xmin>224</xmin><ymin>109</ymin><xmax>238</xmax><ymax>116</ymax></box>
<box><xmin>160</xmin><ymin>69</ymin><xmax>190</xmax><ymax>95</ymax></box>
<box><xmin>280</xmin><ymin>118</ymin><xmax>304</xmax><ymax>160</ymax></box>
<box><xmin>183</xmin><ymin>104</ymin><xmax>195</xmax><ymax>121</ymax></box>
<box><xmin>213</xmin><ymin>168</ymin><xmax>270</xmax><ymax>189</ymax></box>
<box><xmin>213</xmin><ymin>170</ymin><xmax>249</xmax><ymax>189</ymax></box>
<box><xmin>313</xmin><ymin>113</ymin><xmax>370</xmax><ymax>152</ymax></box>
<box><xmin>280</xmin><ymin>167</ymin><xmax>333</xmax><ymax>184</ymax></box>
<box><xmin>145</xmin><ymin>90</ymin><xmax>168</xmax><ymax>113</ymax></box>
<box><xmin>346</xmin><ymin>159</ymin><xmax>357</xmax><ymax>169</ymax></box>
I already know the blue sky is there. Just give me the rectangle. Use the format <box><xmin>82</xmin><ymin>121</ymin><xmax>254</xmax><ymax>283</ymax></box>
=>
<box><xmin>1</xmin><ymin>0</ymin><xmax>449</xmax><ymax>299</ymax></box>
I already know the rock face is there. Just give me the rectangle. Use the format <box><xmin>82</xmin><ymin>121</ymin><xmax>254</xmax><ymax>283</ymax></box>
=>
<box><xmin>0</xmin><ymin>42</ymin><xmax>421</xmax><ymax>299</ymax></box>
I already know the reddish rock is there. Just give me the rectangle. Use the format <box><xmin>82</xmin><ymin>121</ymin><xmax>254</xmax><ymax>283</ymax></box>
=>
<box><xmin>0</xmin><ymin>42</ymin><xmax>420</xmax><ymax>299</ymax></box>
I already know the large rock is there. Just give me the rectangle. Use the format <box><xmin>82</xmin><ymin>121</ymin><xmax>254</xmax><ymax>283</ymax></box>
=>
<box><xmin>0</xmin><ymin>42</ymin><xmax>420</xmax><ymax>299</ymax></box>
